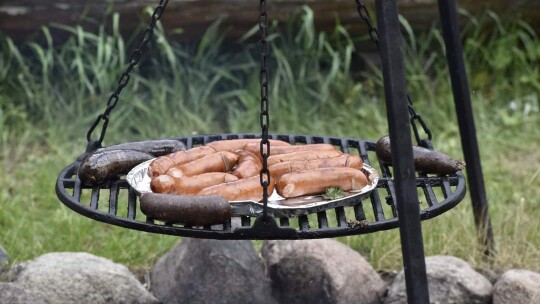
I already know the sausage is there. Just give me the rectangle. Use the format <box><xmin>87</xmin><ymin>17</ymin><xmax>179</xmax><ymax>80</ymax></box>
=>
<box><xmin>176</xmin><ymin>151</ymin><xmax>239</xmax><ymax>176</ymax></box>
<box><xmin>232</xmin><ymin>150</ymin><xmax>262</xmax><ymax>179</ymax></box>
<box><xmin>148</xmin><ymin>145</ymin><xmax>216</xmax><ymax>177</ymax></box>
<box><xmin>166</xmin><ymin>167</ymin><xmax>185</xmax><ymax>179</ymax></box>
<box><xmin>375</xmin><ymin>135</ymin><xmax>466</xmax><ymax>174</ymax></box>
<box><xmin>243</xmin><ymin>143</ymin><xmax>338</xmax><ymax>161</ymax></box>
<box><xmin>206</xmin><ymin>138</ymin><xmax>290</xmax><ymax>152</ymax></box>
<box><xmin>140</xmin><ymin>193</ymin><xmax>231</xmax><ymax>226</ymax></box>
<box><xmin>197</xmin><ymin>175</ymin><xmax>275</xmax><ymax>202</ymax></box>
<box><xmin>78</xmin><ymin>149</ymin><xmax>154</xmax><ymax>185</ymax></box>
<box><xmin>150</xmin><ymin>172</ymin><xmax>239</xmax><ymax>195</ymax></box>
<box><xmin>276</xmin><ymin>167</ymin><xmax>368</xmax><ymax>198</ymax></box>
<box><xmin>101</xmin><ymin>139</ymin><xmax>186</xmax><ymax>156</ymax></box>
<box><xmin>269</xmin><ymin>154</ymin><xmax>363</xmax><ymax>179</ymax></box>
<box><xmin>266</xmin><ymin>149</ymin><xmax>343</xmax><ymax>167</ymax></box>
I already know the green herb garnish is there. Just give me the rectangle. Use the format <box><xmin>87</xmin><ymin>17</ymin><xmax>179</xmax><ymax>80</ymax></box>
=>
<box><xmin>323</xmin><ymin>187</ymin><xmax>344</xmax><ymax>200</ymax></box>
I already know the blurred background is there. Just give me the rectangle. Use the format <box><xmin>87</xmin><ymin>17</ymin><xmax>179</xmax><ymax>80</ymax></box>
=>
<box><xmin>0</xmin><ymin>0</ymin><xmax>538</xmax><ymax>274</ymax></box>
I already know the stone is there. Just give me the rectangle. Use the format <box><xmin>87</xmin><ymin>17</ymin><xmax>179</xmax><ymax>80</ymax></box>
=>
<box><xmin>13</xmin><ymin>252</ymin><xmax>158</xmax><ymax>304</ymax></box>
<box><xmin>493</xmin><ymin>269</ymin><xmax>540</xmax><ymax>304</ymax></box>
<box><xmin>0</xmin><ymin>282</ymin><xmax>45</xmax><ymax>304</ymax></box>
<box><xmin>384</xmin><ymin>255</ymin><xmax>492</xmax><ymax>304</ymax></box>
<box><xmin>150</xmin><ymin>238</ymin><xmax>275</xmax><ymax>304</ymax></box>
<box><xmin>261</xmin><ymin>239</ymin><xmax>386</xmax><ymax>304</ymax></box>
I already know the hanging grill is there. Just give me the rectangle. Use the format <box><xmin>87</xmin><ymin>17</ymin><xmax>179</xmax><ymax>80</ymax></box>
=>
<box><xmin>56</xmin><ymin>133</ymin><xmax>465</xmax><ymax>239</ymax></box>
<box><xmin>55</xmin><ymin>0</ymin><xmax>469</xmax><ymax>240</ymax></box>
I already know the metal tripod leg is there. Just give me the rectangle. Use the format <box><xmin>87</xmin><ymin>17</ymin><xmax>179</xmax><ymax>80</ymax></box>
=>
<box><xmin>438</xmin><ymin>0</ymin><xmax>496</xmax><ymax>257</ymax></box>
<box><xmin>375</xmin><ymin>1</ymin><xmax>430</xmax><ymax>303</ymax></box>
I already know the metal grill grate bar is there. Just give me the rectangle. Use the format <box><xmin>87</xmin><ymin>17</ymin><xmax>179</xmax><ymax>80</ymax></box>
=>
<box><xmin>298</xmin><ymin>215</ymin><xmax>310</xmax><ymax>231</ymax></box>
<box><xmin>108</xmin><ymin>182</ymin><xmax>119</xmax><ymax>215</ymax></box>
<box><xmin>317</xmin><ymin>211</ymin><xmax>328</xmax><ymax>229</ymax></box>
<box><xmin>90</xmin><ymin>187</ymin><xmax>100</xmax><ymax>210</ymax></box>
<box><xmin>335</xmin><ymin>206</ymin><xmax>347</xmax><ymax>227</ymax></box>
<box><xmin>127</xmin><ymin>188</ymin><xmax>137</xmax><ymax>220</ymax></box>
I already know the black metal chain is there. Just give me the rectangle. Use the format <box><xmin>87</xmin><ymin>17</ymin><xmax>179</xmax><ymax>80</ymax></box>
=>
<box><xmin>354</xmin><ymin>0</ymin><xmax>433</xmax><ymax>149</ymax></box>
<box><xmin>86</xmin><ymin>0</ymin><xmax>170</xmax><ymax>146</ymax></box>
<box><xmin>259</xmin><ymin>0</ymin><xmax>271</xmax><ymax>220</ymax></box>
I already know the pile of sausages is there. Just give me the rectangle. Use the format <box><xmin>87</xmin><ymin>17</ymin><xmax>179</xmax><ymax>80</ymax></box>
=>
<box><xmin>148</xmin><ymin>139</ymin><xmax>369</xmax><ymax>202</ymax></box>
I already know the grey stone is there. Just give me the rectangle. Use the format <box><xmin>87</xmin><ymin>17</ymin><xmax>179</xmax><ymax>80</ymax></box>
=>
<box><xmin>261</xmin><ymin>239</ymin><xmax>386</xmax><ymax>304</ymax></box>
<box><xmin>0</xmin><ymin>282</ymin><xmax>45</xmax><ymax>304</ymax></box>
<box><xmin>13</xmin><ymin>252</ymin><xmax>158</xmax><ymax>304</ymax></box>
<box><xmin>493</xmin><ymin>269</ymin><xmax>540</xmax><ymax>304</ymax></box>
<box><xmin>150</xmin><ymin>238</ymin><xmax>275</xmax><ymax>304</ymax></box>
<box><xmin>385</xmin><ymin>255</ymin><xmax>492</xmax><ymax>304</ymax></box>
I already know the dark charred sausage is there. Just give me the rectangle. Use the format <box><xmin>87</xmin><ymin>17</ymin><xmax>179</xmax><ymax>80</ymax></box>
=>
<box><xmin>375</xmin><ymin>135</ymin><xmax>466</xmax><ymax>174</ymax></box>
<box><xmin>102</xmin><ymin>139</ymin><xmax>186</xmax><ymax>156</ymax></box>
<box><xmin>140</xmin><ymin>193</ymin><xmax>231</xmax><ymax>226</ymax></box>
<box><xmin>78</xmin><ymin>149</ymin><xmax>153</xmax><ymax>185</ymax></box>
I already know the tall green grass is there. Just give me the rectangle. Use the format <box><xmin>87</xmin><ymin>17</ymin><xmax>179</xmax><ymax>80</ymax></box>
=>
<box><xmin>0</xmin><ymin>7</ymin><xmax>538</xmax><ymax>271</ymax></box>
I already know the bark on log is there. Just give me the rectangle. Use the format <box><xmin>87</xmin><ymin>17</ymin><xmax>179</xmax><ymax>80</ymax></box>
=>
<box><xmin>0</xmin><ymin>0</ymin><xmax>538</xmax><ymax>42</ymax></box>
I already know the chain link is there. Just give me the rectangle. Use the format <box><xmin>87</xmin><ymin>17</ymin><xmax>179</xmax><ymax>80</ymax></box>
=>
<box><xmin>353</xmin><ymin>0</ymin><xmax>433</xmax><ymax>148</ymax></box>
<box><xmin>259</xmin><ymin>0</ymin><xmax>271</xmax><ymax>220</ymax></box>
<box><xmin>86</xmin><ymin>0</ymin><xmax>170</xmax><ymax>145</ymax></box>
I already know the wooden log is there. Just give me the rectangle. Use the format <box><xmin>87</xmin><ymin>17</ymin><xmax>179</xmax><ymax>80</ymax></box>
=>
<box><xmin>0</xmin><ymin>0</ymin><xmax>538</xmax><ymax>42</ymax></box>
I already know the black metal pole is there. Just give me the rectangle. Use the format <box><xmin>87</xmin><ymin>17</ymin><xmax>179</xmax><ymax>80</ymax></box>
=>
<box><xmin>437</xmin><ymin>0</ymin><xmax>495</xmax><ymax>257</ymax></box>
<box><xmin>375</xmin><ymin>1</ymin><xmax>430</xmax><ymax>303</ymax></box>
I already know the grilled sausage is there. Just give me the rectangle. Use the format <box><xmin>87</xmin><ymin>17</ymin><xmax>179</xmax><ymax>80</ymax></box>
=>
<box><xmin>267</xmin><ymin>149</ymin><xmax>343</xmax><ymax>167</ymax></box>
<box><xmin>375</xmin><ymin>135</ymin><xmax>465</xmax><ymax>174</ymax></box>
<box><xmin>78</xmin><ymin>149</ymin><xmax>154</xmax><ymax>185</ymax></box>
<box><xmin>269</xmin><ymin>154</ymin><xmax>363</xmax><ymax>179</ymax></box>
<box><xmin>197</xmin><ymin>175</ymin><xmax>274</xmax><ymax>202</ymax></box>
<box><xmin>232</xmin><ymin>150</ymin><xmax>263</xmax><ymax>179</ymax></box>
<box><xmin>148</xmin><ymin>145</ymin><xmax>216</xmax><ymax>177</ymax></box>
<box><xmin>276</xmin><ymin>167</ymin><xmax>368</xmax><ymax>198</ymax></box>
<box><xmin>206</xmin><ymin>138</ymin><xmax>290</xmax><ymax>152</ymax></box>
<box><xmin>243</xmin><ymin>143</ymin><xmax>338</xmax><ymax>161</ymax></box>
<box><xmin>102</xmin><ymin>139</ymin><xmax>186</xmax><ymax>156</ymax></box>
<box><xmin>176</xmin><ymin>151</ymin><xmax>238</xmax><ymax>176</ymax></box>
<box><xmin>140</xmin><ymin>193</ymin><xmax>231</xmax><ymax>226</ymax></box>
<box><xmin>150</xmin><ymin>172</ymin><xmax>239</xmax><ymax>195</ymax></box>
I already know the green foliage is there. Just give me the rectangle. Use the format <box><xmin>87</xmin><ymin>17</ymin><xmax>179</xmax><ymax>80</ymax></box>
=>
<box><xmin>0</xmin><ymin>7</ymin><xmax>538</xmax><ymax>271</ymax></box>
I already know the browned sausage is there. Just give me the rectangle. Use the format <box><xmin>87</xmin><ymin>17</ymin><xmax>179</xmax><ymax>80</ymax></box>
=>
<box><xmin>150</xmin><ymin>172</ymin><xmax>238</xmax><ymax>195</ymax></box>
<box><xmin>375</xmin><ymin>135</ymin><xmax>466</xmax><ymax>174</ymax></box>
<box><xmin>267</xmin><ymin>149</ymin><xmax>343</xmax><ymax>167</ymax></box>
<box><xmin>148</xmin><ymin>145</ymin><xmax>216</xmax><ymax>177</ymax></box>
<box><xmin>232</xmin><ymin>150</ymin><xmax>263</xmax><ymax>179</ymax></box>
<box><xmin>197</xmin><ymin>175</ymin><xmax>275</xmax><ymax>202</ymax></box>
<box><xmin>140</xmin><ymin>193</ymin><xmax>231</xmax><ymax>226</ymax></box>
<box><xmin>166</xmin><ymin>167</ymin><xmax>185</xmax><ymax>179</ymax></box>
<box><xmin>243</xmin><ymin>143</ymin><xmax>338</xmax><ymax>161</ymax></box>
<box><xmin>175</xmin><ymin>151</ymin><xmax>238</xmax><ymax>176</ymax></box>
<box><xmin>276</xmin><ymin>167</ymin><xmax>368</xmax><ymax>198</ymax></box>
<box><xmin>206</xmin><ymin>138</ymin><xmax>290</xmax><ymax>152</ymax></box>
<box><xmin>269</xmin><ymin>154</ymin><xmax>363</xmax><ymax>179</ymax></box>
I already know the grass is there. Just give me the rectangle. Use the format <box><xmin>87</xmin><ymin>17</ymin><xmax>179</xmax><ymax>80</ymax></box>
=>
<box><xmin>0</xmin><ymin>7</ymin><xmax>539</xmax><ymax>273</ymax></box>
